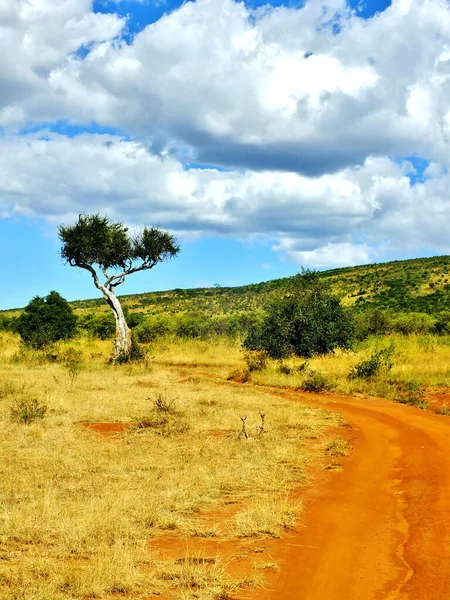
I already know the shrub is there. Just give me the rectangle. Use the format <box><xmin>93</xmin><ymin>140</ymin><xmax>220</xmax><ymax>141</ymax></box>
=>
<box><xmin>10</xmin><ymin>396</ymin><xmax>47</xmax><ymax>424</ymax></box>
<box><xmin>0</xmin><ymin>314</ymin><xmax>15</xmax><ymax>332</ymax></box>
<box><xmin>278</xmin><ymin>363</ymin><xmax>292</xmax><ymax>375</ymax></box>
<box><xmin>244</xmin><ymin>270</ymin><xmax>354</xmax><ymax>359</ymax></box>
<box><xmin>57</xmin><ymin>347</ymin><xmax>84</xmax><ymax>383</ymax></box>
<box><xmin>153</xmin><ymin>392</ymin><xmax>177</xmax><ymax>413</ymax></box>
<box><xmin>300</xmin><ymin>371</ymin><xmax>332</xmax><ymax>392</ymax></box>
<box><xmin>176</xmin><ymin>314</ymin><xmax>208</xmax><ymax>338</ymax></box>
<box><xmin>353</xmin><ymin>309</ymin><xmax>393</xmax><ymax>340</ymax></box>
<box><xmin>394</xmin><ymin>380</ymin><xmax>426</xmax><ymax>408</ymax></box>
<box><xmin>134</xmin><ymin>316</ymin><xmax>173</xmax><ymax>343</ymax></box>
<box><xmin>78</xmin><ymin>311</ymin><xmax>115</xmax><ymax>340</ymax></box>
<box><xmin>433</xmin><ymin>311</ymin><xmax>450</xmax><ymax>335</ymax></box>
<box><xmin>348</xmin><ymin>346</ymin><xmax>394</xmax><ymax>380</ymax></box>
<box><xmin>115</xmin><ymin>335</ymin><xmax>145</xmax><ymax>364</ymax></box>
<box><xmin>244</xmin><ymin>350</ymin><xmax>268</xmax><ymax>372</ymax></box>
<box><xmin>391</xmin><ymin>312</ymin><xmax>434</xmax><ymax>335</ymax></box>
<box><xmin>16</xmin><ymin>291</ymin><xmax>77</xmax><ymax>349</ymax></box>
<box><xmin>227</xmin><ymin>368</ymin><xmax>251</xmax><ymax>383</ymax></box>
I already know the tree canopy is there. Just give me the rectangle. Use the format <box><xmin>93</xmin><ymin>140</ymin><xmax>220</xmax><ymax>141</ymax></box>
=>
<box><xmin>244</xmin><ymin>270</ymin><xmax>354</xmax><ymax>359</ymax></box>
<box><xmin>16</xmin><ymin>291</ymin><xmax>77</xmax><ymax>349</ymax></box>
<box><xmin>59</xmin><ymin>214</ymin><xmax>179</xmax><ymax>284</ymax></box>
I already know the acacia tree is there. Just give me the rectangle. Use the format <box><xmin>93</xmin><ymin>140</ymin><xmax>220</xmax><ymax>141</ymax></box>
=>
<box><xmin>59</xmin><ymin>214</ymin><xmax>179</xmax><ymax>361</ymax></box>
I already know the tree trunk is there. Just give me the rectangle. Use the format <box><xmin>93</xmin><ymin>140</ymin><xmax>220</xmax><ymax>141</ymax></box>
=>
<box><xmin>102</xmin><ymin>288</ymin><xmax>132</xmax><ymax>361</ymax></box>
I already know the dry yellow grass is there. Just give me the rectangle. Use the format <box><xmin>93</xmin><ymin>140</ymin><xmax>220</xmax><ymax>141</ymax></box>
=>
<box><xmin>241</xmin><ymin>333</ymin><xmax>450</xmax><ymax>404</ymax></box>
<box><xmin>0</xmin><ymin>332</ymin><xmax>345</xmax><ymax>599</ymax></box>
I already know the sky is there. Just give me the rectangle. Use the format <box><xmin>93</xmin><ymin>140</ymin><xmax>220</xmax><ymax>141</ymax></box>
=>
<box><xmin>1</xmin><ymin>0</ymin><xmax>450</xmax><ymax>309</ymax></box>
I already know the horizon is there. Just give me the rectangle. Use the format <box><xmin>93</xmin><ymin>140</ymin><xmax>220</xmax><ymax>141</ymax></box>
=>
<box><xmin>2</xmin><ymin>250</ymin><xmax>450</xmax><ymax>313</ymax></box>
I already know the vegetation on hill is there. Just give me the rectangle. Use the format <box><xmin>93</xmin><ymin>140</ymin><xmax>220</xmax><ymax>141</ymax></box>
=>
<box><xmin>2</xmin><ymin>254</ymin><xmax>450</xmax><ymax>345</ymax></box>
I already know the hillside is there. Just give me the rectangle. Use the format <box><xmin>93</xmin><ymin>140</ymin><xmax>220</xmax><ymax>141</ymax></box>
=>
<box><xmin>3</xmin><ymin>254</ymin><xmax>450</xmax><ymax>318</ymax></box>
<box><xmin>72</xmin><ymin>254</ymin><xmax>450</xmax><ymax>317</ymax></box>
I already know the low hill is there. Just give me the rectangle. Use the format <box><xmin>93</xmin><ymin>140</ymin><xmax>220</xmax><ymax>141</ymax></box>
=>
<box><xmin>3</xmin><ymin>254</ymin><xmax>450</xmax><ymax>318</ymax></box>
<box><xmin>72</xmin><ymin>254</ymin><xmax>450</xmax><ymax>317</ymax></box>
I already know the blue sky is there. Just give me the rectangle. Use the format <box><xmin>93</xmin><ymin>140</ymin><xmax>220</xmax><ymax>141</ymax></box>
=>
<box><xmin>0</xmin><ymin>0</ymin><xmax>449</xmax><ymax>309</ymax></box>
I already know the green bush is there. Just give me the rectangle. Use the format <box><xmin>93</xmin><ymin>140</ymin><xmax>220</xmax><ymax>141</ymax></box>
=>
<box><xmin>16</xmin><ymin>291</ymin><xmax>77</xmax><ymax>349</ymax></box>
<box><xmin>244</xmin><ymin>270</ymin><xmax>354</xmax><ymax>359</ymax></box>
<box><xmin>391</xmin><ymin>312</ymin><xmax>434</xmax><ymax>335</ymax></box>
<box><xmin>134</xmin><ymin>315</ymin><xmax>173</xmax><ymax>343</ymax></box>
<box><xmin>0</xmin><ymin>314</ymin><xmax>15</xmax><ymax>332</ymax></box>
<box><xmin>348</xmin><ymin>346</ymin><xmax>394</xmax><ymax>379</ymax></box>
<box><xmin>433</xmin><ymin>311</ymin><xmax>450</xmax><ymax>335</ymax></box>
<box><xmin>10</xmin><ymin>396</ymin><xmax>47</xmax><ymax>424</ymax></box>
<box><xmin>300</xmin><ymin>371</ymin><xmax>332</xmax><ymax>392</ymax></box>
<box><xmin>78</xmin><ymin>311</ymin><xmax>115</xmax><ymax>340</ymax></box>
<box><xmin>176</xmin><ymin>314</ymin><xmax>208</xmax><ymax>338</ymax></box>
<box><xmin>353</xmin><ymin>309</ymin><xmax>393</xmax><ymax>339</ymax></box>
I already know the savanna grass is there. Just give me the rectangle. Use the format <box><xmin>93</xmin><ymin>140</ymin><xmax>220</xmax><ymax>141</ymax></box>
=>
<box><xmin>0</xmin><ymin>332</ymin><xmax>343</xmax><ymax>599</ymax></box>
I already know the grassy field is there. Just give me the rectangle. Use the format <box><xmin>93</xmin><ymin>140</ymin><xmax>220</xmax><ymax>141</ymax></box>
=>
<box><xmin>0</xmin><ymin>332</ymin><xmax>349</xmax><ymax>600</ymax></box>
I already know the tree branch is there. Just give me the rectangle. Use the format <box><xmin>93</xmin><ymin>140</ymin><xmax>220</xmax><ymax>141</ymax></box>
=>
<box><xmin>106</xmin><ymin>259</ymin><xmax>158</xmax><ymax>288</ymax></box>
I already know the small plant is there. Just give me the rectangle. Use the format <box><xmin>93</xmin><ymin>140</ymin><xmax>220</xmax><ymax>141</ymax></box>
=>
<box><xmin>394</xmin><ymin>380</ymin><xmax>427</xmax><ymax>409</ymax></box>
<box><xmin>325</xmin><ymin>438</ymin><xmax>349</xmax><ymax>457</ymax></box>
<box><xmin>278</xmin><ymin>362</ymin><xmax>292</xmax><ymax>375</ymax></box>
<box><xmin>297</xmin><ymin>360</ymin><xmax>310</xmax><ymax>373</ymax></box>
<box><xmin>243</xmin><ymin>350</ymin><xmax>268</xmax><ymax>372</ymax></box>
<box><xmin>10</xmin><ymin>397</ymin><xmax>47</xmax><ymax>424</ymax></box>
<box><xmin>58</xmin><ymin>347</ymin><xmax>84</xmax><ymax>384</ymax></box>
<box><xmin>348</xmin><ymin>346</ymin><xmax>394</xmax><ymax>380</ymax></box>
<box><xmin>153</xmin><ymin>392</ymin><xmax>176</xmax><ymax>413</ymax></box>
<box><xmin>300</xmin><ymin>371</ymin><xmax>332</xmax><ymax>393</ymax></box>
<box><xmin>227</xmin><ymin>368</ymin><xmax>251</xmax><ymax>383</ymax></box>
<box><xmin>238</xmin><ymin>415</ymin><xmax>249</xmax><ymax>439</ymax></box>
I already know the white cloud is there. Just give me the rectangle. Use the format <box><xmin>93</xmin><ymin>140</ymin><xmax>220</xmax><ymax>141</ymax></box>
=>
<box><xmin>0</xmin><ymin>0</ymin><xmax>449</xmax><ymax>173</ymax></box>
<box><xmin>0</xmin><ymin>0</ymin><xmax>124</xmax><ymax>127</ymax></box>
<box><xmin>1</xmin><ymin>133</ymin><xmax>450</xmax><ymax>268</ymax></box>
<box><xmin>273</xmin><ymin>241</ymin><xmax>372</xmax><ymax>268</ymax></box>
<box><xmin>26</xmin><ymin>0</ymin><xmax>450</xmax><ymax>173</ymax></box>
<box><xmin>1</xmin><ymin>0</ymin><xmax>450</xmax><ymax>269</ymax></box>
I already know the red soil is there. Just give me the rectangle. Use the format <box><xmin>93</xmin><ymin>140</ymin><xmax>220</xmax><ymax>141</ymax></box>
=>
<box><xmin>80</xmin><ymin>422</ymin><xmax>131</xmax><ymax>436</ymax></box>
<box><xmin>246</xmin><ymin>387</ymin><xmax>450</xmax><ymax>600</ymax></box>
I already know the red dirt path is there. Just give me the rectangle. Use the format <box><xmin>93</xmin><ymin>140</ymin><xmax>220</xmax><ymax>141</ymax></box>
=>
<box><xmin>247</xmin><ymin>387</ymin><xmax>450</xmax><ymax>600</ymax></box>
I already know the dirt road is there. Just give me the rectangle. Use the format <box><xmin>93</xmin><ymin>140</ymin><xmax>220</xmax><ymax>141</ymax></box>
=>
<box><xmin>256</xmin><ymin>389</ymin><xmax>450</xmax><ymax>600</ymax></box>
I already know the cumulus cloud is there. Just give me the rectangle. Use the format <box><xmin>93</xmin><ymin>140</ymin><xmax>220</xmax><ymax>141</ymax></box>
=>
<box><xmin>0</xmin><ymin>0</ymin><xmax>124</xmax><ymax>128</ymax></box>
<box><xmin>14</xmin><ymin>0</ymin><xmax>448</xmax><ymax>174</ymax></box>
<box><xmin>0</xmin><ymin>133</ymin><xmax>449</xmax><ymax>267</ymax></box>
<box><xmin>1</xmin><ymin>0</ymin><xmax>450</xmax><ymax>269</ymax></box>
<box><xmin>1</xmin><ymin>0</ymin><xmax>450</xmax><ymax>173</ymax></box>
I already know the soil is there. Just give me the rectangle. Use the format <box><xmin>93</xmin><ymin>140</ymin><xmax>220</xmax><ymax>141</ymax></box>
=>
<box><xmin>245</xmin><ymin>387</ymin><xmax>450</xmax><ymax>600</ymax></box>
<box><xmin>80</xmin><ymin>422</ymin><xmax>131</xmax><ymax>436</ymax></box>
